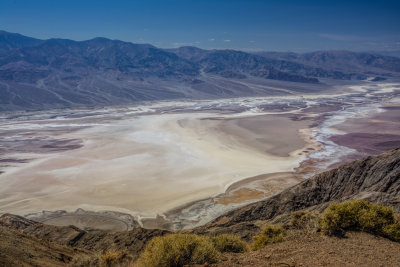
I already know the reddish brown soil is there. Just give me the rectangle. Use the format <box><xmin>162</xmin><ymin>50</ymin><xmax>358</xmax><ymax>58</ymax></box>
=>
<box><xmin>330</xmin><ymin>106</ymin><xmax>400</xmax><ymax>158</ymax></box>
<box><xmin>330</xmin><ymin>133</ymin><xmax>400</xmax><ymax>155</ymax></box>
<box><xmin>211</xmin><ymin>231</ymin><xmax>400</xmax><ymax>267</ymax></box>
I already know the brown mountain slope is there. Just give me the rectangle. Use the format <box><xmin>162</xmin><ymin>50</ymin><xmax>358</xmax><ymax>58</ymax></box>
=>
<box><xmin>195</xmin><ymin>148</ymin><xmax>400</xmax><ymax>238</ymax></box>
<box><xmin>0</xmin><ymin>225</ymin><xmax>93</xmax><ymax>267</ymax></box>
<box><xmin>0</xmin><ymin>213</ymin><xmax>169</xmax><ymax>264</ymax></box>
<box><xmin>210</xmin><ymin>231</ymin><xmax>400</xmax><ymax>267</ymax></box>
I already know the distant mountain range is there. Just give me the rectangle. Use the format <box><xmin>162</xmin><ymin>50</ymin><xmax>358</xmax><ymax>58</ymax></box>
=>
<box><xmin>1</xmin><ymin>30</ymin><xmax>400</xmax><ymax>111</ymax></box>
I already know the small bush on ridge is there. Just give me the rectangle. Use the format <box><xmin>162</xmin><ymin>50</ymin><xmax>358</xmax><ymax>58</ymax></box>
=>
<box><xmin>211</xmin><ymin>234</ymin><xmax>249</xmax><ymax>253</ymax></box>
<box><xmin>138</xmin><ymin>234</ymin><xmax>218</xmax><ymax>267</ymax></box>
<box><xmin>319</xmin><ymin>200</ymin><xmax>397</xmax><ymax>239</ymax></box>
<box><xmin>251</xmin><ymin>225</ymin><xmax>286</xmax><ymax>251</ymax></box>
<box><xmin>383</xmin><ymin>214</ymin><xmax>400</xmax><ymax>242</ymax></box>
<box><xmin>290</xmin><ymin>210</ymin><xmax>318</xmax><ymax>231</ymax></box>
<box><xmin>138</xmin><ymin>232</ymin><xmax>250</xmax><ymax>266</ymax></box>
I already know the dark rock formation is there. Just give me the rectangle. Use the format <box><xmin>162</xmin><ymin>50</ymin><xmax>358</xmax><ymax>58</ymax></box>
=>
<box><xmin>0</xmin><ymin>213</ymin><xmax>169</xmax><ymax>260</ymax></box>
<box><xmin>195</xmin><ymin>148</ymin><xmax>400</xmax><ymax>238</ymax></box>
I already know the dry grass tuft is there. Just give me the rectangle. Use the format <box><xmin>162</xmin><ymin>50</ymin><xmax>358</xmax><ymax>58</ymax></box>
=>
<box><xmin>137</xmin><ymin>234</ymin><xmax>220</xmax><ymax>267</ymax></box>
<box><xmin>290</xmin><ymin>210</ymin><xmax>319</xmax><ymax>232</ymax></box>
<box><xmin>211</xmin><ymin>234</ymin><xmax>249</xmax><ymax>253</ymax></box>
<box><xmin>319</xmin><ymin>200</ymin><xmax>400</xmax><ymax>242</ymax></box>
<box><xmin>251</xmin><ymin>225</ymin><xmax>286</xmax><ymax>251</ymax></box>
<box><xmin>383</xmin><ymin>214</ymin><xmax>400</xmax><ymax>242</ymax></box>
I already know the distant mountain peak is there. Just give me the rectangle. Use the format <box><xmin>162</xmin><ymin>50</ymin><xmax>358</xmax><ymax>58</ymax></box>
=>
<box><xmin>0</xmin><ymin>30</ymin><xmax>42</xmax><ymax>52</ymax></box>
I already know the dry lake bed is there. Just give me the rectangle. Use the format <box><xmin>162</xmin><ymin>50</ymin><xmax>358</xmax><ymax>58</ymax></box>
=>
<box><xmin>0</xmin><ymin>82</ymin><xmax>399</xmax><ymax>230</ymax></box>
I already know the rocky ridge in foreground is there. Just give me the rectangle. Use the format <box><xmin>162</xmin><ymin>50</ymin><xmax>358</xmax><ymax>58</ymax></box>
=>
<box><xmin>194</xmin><ymin>147</ymin><xmax>400</xmax><ymax>239</ymax></box>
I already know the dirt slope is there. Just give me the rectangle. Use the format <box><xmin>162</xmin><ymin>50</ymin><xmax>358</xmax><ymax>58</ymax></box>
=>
<box><xmin>211</xmin><ymin>231</ymin><xmax>400</xmax><ymax>267</ymax></box>
<box><xmin>0</xmin><ymin>225</ymin><xmax>92</xmax><ymax>267</ymax></box>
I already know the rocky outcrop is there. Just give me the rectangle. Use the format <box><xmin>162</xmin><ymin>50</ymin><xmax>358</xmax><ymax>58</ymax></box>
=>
<box><xmin>195</xmin><ymin>148</ymin><xmax>400</xmax><ymax>236</ymax></box>
<box><xmin>0</xmin><ymin>213</ymin><xmax>169</xmax><ymax>261</ymax></box>
<box><xmin>0</xmin><ymin>225</ymin><xmax>93</xmax><ymax>267</ymax></box>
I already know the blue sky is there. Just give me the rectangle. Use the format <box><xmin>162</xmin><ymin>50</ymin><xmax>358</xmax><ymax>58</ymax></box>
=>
<box><xmin>0</xmin><ymin>0</ymin><xmax>399</xmax><ymax>52</ymax></box>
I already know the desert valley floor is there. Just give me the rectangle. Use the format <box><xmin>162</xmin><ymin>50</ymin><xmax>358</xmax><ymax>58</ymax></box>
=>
<box><xmin>0</xmin><ymin>82</ymin><xmax>399</xmax><ymax>231</ymax></box>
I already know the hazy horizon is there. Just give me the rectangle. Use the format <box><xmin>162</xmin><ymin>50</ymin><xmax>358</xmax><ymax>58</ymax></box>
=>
<box><xmin>1</xmin><ymin>0</ymin><xmax>399</xmax><ymax>52</ymax></box>
<box><xmin>2</xmin><ymin>29</ymin><xmax>400</xmax><ymax>55</ymax></box>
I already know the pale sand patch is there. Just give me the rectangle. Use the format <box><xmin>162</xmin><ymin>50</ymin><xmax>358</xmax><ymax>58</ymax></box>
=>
<box><xmin>215</xmin><ymin>172</ymin><xmax>303</xmax><ymax>206</ymax></box>
<box><xmin>216</xmin><ymin>188</ymin><xmax>264</xmax><ymax>205</ymax></box>
<box><xmin>41</xmin><ymin>215</ymin><xmax>129</xmax><ymax>231</ymax></box>
<box><xmin>0</xmin><ymin>112</ymin><xmax>314</xmax><ymax>221</ymax></box>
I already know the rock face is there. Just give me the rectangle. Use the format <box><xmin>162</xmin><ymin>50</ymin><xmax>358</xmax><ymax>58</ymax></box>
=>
<box><xmin>0</xmin><ymin>213</ymin><xmax>169</xmax><ymax>261</ymax></box>
<box><xmin>196</xmin><ymin>148</ymin><xmax>400</xmax><ymax>236</ymax></box>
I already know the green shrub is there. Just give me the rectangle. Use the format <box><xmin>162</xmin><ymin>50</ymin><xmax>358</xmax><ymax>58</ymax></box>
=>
<box><xmin>138</xmin><ymin>234</ymin><xmax>220</xmax><ymax>267</ymax></box>
<box><xmin>290</xmin><ymin>210</ymin><xmax>318</xmax><ymax>230</ymax></box>
<box><xmin>383</xmin><ymin>214</ymin><xmax>400</xmax><ymax>242</ymax></box>
<box><xmin>319</xmin><ymin>200</ymin><xmax>395</xmax><ymax>237</ymax></box>
<box><xmin>211</xmin><ymin>234</ymin><xmax>249</xmax><ymax>253</ymax></box>
<box><xmin>251</xmin><ymin>225</ymin><xmax>286</xmax><ymax>251</ymax></box>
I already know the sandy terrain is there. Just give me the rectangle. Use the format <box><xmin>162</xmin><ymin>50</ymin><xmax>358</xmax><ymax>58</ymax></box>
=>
<box><xmin>0</xmin><ymin>111</ymin><xmax>313</xmax><ymax>222</ymax></box>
